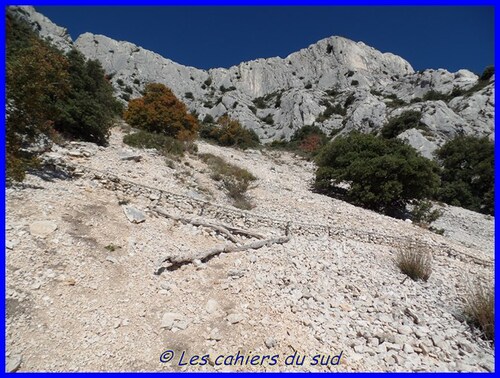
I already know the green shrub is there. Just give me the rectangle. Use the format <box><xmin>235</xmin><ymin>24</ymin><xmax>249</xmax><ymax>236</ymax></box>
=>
<box><xmin>185</xmin><ymin>92</ymin><xmax>194</xmax><ymax>99</ymax></box>
<box><xmin>199</xmin><ymin>115</ymin><xmax>260</xmax><ymax>150</ymax></box>
<box><xmin>423</xmin><ymin>90</ymin><xmax>449</xmax><ymax>102</ymax></box>
<box><xmin>253</xmin><ymin>97</ymin><xmax>267</xmax><ymax>109</ymax></box>
<box><xmin>344</xmin><ymin>94</ymin><xmax>356</xmax><ymax>107</ymax></box>
<box><xmin>410</xmin><ymin>199</ymin><xmax>442</xmax><ymax>227</ymax></box>
<box><xmin>202</xmin><ymin>114</ymin><xmax>214</xmax><ymax>124</ymax></box>
<box><xmin>385</xmin><ymin>94</ymin><xmax>408</xmax><ymax>108</ymax></box>
<box><xmin>380</xmin><ymin>110</ymin><xmax>427</xmax><ymax>139</ymax></box>
<box><xmin>463</xmin><ymin>280</ymin><xmax>494</xmax><ymax>341</ymax></box>
<box><xmin>204</xmin><ymin>77</ymin><xmax>212</xmax><ymax>87</ymax></box>
<box><xmin>116</xmin><ymin>79</ymin><xmax>124</xmax><ymax>86</ymax></box>
<box><xmin>133</xmin><ymin>78</ymin><xmax>140</xmax><ymax>85</ymax></box>
<box><xmin>123</xmin><ymin>130</ymin><xmax>196</xmax><ymax>156</ymax></box>
<box><xmin>199</xmin><ymin>153</ymin><xmax>256</xmax><ymax>209</ymax></box>
<box><xmin>436</xmin><ymin>136</ymin><xmax>493</xmax><ymax>215</ymax></box>
<box><xmin>315</xmin><ymin>132</ymin><xmax>440</xmax><ymax>215</ymax></box>
<box><xmin>396</xmin><ymin>245</ymin><xmax>432</xmax><ymax>282</ymax></box>
<box><xmin>480</xmin><ymin>65</ymin><xmax>494</xmax><ymax>82</ymax></box>
<box><xmin>262</xmin><ymin>114</ymin><xmax>274</xmax><ymax>125</ymax></box>
<box><xmin>305</xmin><ymin>83</ymin><xmax>312</xmax><ymax>89</ymax></box>
<box><xmin>351</xmin><ymin>80</ymin><xmax>359</xmax><ymax>86</ymax></box>
<box><xmin>317</xmin><ymin>102</ymin><xmax>346</xmax><ymax>122</ymax></box>
<box><xmin>6</xmin><ymin>8</ymin><xmax>122</xmax><ymax>181</ymax></box>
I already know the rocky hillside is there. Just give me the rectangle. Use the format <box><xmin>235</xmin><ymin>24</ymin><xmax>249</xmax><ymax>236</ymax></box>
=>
<box><xmin>12</xmin><ymin>6</ymin><xmax>494</xmax><ymax>158</ymax></box>
<box><xmin>6</xmin><ymin>126</ymin><xmax>494</xmax><ymax>372</ymax></box>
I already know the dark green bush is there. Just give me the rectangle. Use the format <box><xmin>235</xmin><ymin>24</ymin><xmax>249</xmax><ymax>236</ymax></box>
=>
<box><xmin>133</xmin><ymin>78</ymin><xmax>140</xmax><ymax>85</ymax></box>
<box><xmin>305</xmin><ymin>83</ymin><xmax>313</xmax><ymax>89</ymax></box>
<box><xmin>262</xmin><ymin>114</ymin><xmax>274</xmax><ymax>125</ymax></box>
<box><xmin>436</xmin><ymin>136</ymin><xmax>493</xmax><ymax>215</ymax></box>
<box><xmin>253</xmin><ymin>97</ymin><xmax>267</xmax><ymax>109</ymax></box>
<box><xmin>116</xmin><ymin>79</ymin><xmax>124</xmax><ymax>86</ymax></box>
<box><xmin>344</xmin><ymin>94</ymin><xmax>356</xmax><ymax>107</ymax></box>
<box><xmin>410</xmin><ymin>199</ymin><xmax>442</xmax><ymax>227</ymax></box>
<box><xmin>204</xmin><ymin>77</ymin><xmax>212</xmax><ymax>87</ymax></box>
<box><xmin>423</xmin><ymin>90</ymin><xmax>449</xmax><ymax>102</ymax></box>
<box><xmin>351</xmin><ymin>80</ymin><xmax>359</xmax><ymax>86</ymax></box>
<box><xmin>202</xmin><ymin>114</ymin><xmax>214</xmax><ymax>124</ymax></box>
<box><xmin>380</xmin><ymin>110</ymin><xmax>427</xmax><ymax>139</ymax></box>
<box><xmin>317</xmin><ymin>102</ymin><xmax>347</xmax><ymax>122</ymax></box>
<box><xmin>480</xmin><ymin>65</ymin><xmax>494</xmax><ymax>81</ymax></box>
<box><xmin>315</xmin><ymin>132</ymin><xmax>440</xmax><ymax>215</ymax></box>
<box><xmin>385</xmin><ymin>93</ymin><xmax>408</xmax><ymax>108</ymax></box>
<box><xmin>185</xmin><ymin>92</ymin><xmax>194</xmax><ymax>99</ymax></box>
<box><xmin>124</xmin><ymin>85</ymin><xmax>133</xmax><ymax>94</ymax></box>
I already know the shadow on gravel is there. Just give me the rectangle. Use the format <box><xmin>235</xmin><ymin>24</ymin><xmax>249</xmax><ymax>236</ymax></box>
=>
<box><xmin>28</xmin><ymin>164</ymin><xmax>73</xmax><ymax>182</ymax></box>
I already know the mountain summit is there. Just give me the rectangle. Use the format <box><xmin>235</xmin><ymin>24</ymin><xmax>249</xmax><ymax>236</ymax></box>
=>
<box><xmin>11</xmin><ymin>6</ymin><xmax>494</xmax><ymax>158</ymax></box>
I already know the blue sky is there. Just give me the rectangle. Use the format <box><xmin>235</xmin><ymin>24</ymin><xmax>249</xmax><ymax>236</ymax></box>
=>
<box><xmin>36</xmin><ymin>6</ymin><xmax>494</xmax><ymax>74</ymax></box>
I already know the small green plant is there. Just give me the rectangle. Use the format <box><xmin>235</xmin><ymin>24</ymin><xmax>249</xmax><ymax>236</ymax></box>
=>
<box><xmin>463</xmin><ymin>280</ymin><xmax>494</xmax><ymax>341</ymax></box>
<box><xmin>479</xmin><ymin>65</ymin><xmax>494</xmax><ymax>82</ymax></box>
<box><xmin>185</xmin><ymin>92</ymin><xmax>194</xmax><ymax>99</ymax></box>
<box><xmin>429</xmin><ymin>226</ymin><xmax>445</xmax><ymax>235</ymax></box>
<box><xmin>381</xmin><ymin>110</ymin><xmax>428</xmax><ymax>139</ymax></box>
<box><xmin>305</xmin><ymin>83</ymin><xmax>313</xmax><ymax>89</ymax></box>
<box><xmin>410</xmin><ymin>200</ymin><xmax>443</xmax><ymax>227</ymax></box>
<box><xmin>262</xmin><ymin>114</ymin><xmax>274</xmax><ymax>125</ymax></box>
<box><xmin>116</xmin><ymin>79</ymin><xmax>124</xmax><ymax>86</ymax></box>
<box><xmin>104</xmin><ymin>244</ymin><xmax>121</xmax><ymax>252</ymax></box>
<box><xmin>123</xmin><ymin>130</ymin><xmax>195</xmax><ymax>157</ymax></box>
<box><xmin>253</xmin><ymin>97</ymin><xmax>267</xmax><ymax>109</ymax></box>
<box><xmin>133</xmin><ymin>78</ymin><xmax>140</xmax><ymax>85</ymax></box>
<box><xmin>385</xmin><ymin>93</ymin><xmax>407</xmax><ymax>108</ymax></box>
<box><xmin>124</xmin><ymin>85</ymin><xmax>133</xmax><ymax>94</ymax></box>
<box><xmin>204</xmin><ymin>77</ymin><xmax>212</xmax><ymax>87</ymax></box>
<box><xmin>396</xmin><ymin>245</ymin><xmax>432</xmax><ymax>282</ymax></box>
<box><xmin>203</xmin><ymin>114</ymin><xmax>214</xmax><ymax>124</ymax></box>
<box><xmin>199</xmin><ymin>153</ymin><xmax>256</xmax><ymax>209</ymax></box>
<box><xmin>351</xmin><ymin>80</ymin><xmax>359</xmax><ymax>86</ymax></box>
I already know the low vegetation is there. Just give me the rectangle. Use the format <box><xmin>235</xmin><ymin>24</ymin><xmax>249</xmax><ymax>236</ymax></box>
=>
<box><xmin>435</xmin><ymin>136</ymin><xmax>494</xmax><ymax>215</ymax></box>
<box><xmin>380</xmin><ymin>110</ymin><xmax>428</xmax><ymax>139</ymax></box>
<box><xmin>123</xmin><ymin>130</ymin><xmax>197</xmax><ymax>157</ymax></box>
<box><xmin>268</xmin><ymin>125</ymin><xmax>328</xmax><ymax>158</ymax></box>
<box><xmin>124</xmin><ymin>83</ymin><xmax>199</xmax><ymax>141</ymax></box>
<box><xmin>6</xmin><ymin>11</ymin><xmax>122</xmax><ymax>181</ymax></box>
<box><xmin>315</xmin><ymin>132</ymin><xmax>440</xmax><ymax>216</ymax></box>
<box><xmin>410</xmin><ymin>199</ymin><xmax>443</xmax><ymax>227</ymax></box>
<box><xmin>199</xmin><ymin>153</ymin><xmax>256</xmax><ymax>209</ymax></box>
<box><xmin>396</xmin><ymin>245</ymin><xmax>432</xmax><ymax>282</ymax></box>
<box><xmin>463</xmin><ymin>280</ymin><xmax>494</xmax><ymax>342</ymax></box>
<box><xmin>199</xmin><ymin>115</ymin><xmax>260</xmax><ymax>150</ymax></box>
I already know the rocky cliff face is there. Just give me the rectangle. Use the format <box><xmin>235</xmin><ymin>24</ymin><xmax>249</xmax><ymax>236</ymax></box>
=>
<box><xmin>13</xmin><ymin>6</ymin><xmax>494</xmax><ymax>158</ymax></box>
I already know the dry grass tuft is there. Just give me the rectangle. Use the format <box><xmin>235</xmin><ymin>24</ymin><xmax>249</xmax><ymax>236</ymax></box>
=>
<box><xmin>463</xmin><ymin>281</ymin><xmax>494</xmax><ymax>342</ymax></box>
<box><xmin>396</xmin><ymin>245</ymin><xmax>432</xmax><ymax>282</ymax></box>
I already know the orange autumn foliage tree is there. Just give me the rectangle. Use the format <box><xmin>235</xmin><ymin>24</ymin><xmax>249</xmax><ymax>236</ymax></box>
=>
<box><xmin>124</xmin><ymin>83</ymin><xmax>199</xmax><ymax>141</ymax></box>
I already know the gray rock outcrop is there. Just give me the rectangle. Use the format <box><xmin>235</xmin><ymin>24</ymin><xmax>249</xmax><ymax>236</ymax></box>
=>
<box><xmin>12</xmin><ymin>6</ymin><xmax>494</xmax><ymax>157</ymax></box>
